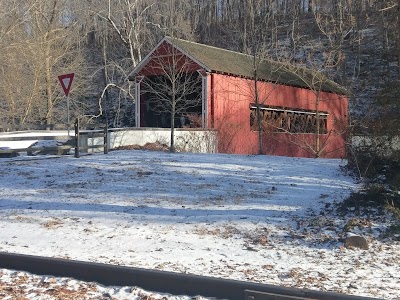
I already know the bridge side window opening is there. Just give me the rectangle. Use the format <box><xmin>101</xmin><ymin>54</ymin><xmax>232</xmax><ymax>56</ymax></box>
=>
<box><xmin>250</xmin><ymin>105</ymin><xmax>328</xmax><ymax>134</ymax></box>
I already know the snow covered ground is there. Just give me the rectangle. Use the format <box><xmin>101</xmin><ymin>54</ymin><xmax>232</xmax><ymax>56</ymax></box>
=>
<box><xmin>0</xmin><ymin>268</ymin><xmax>207</xmax><ymax>300</ymax></box>
<box><xmin>0</xmin><ymin>150</ymin><xmax>399</xmax><ymax>299</ymax></box>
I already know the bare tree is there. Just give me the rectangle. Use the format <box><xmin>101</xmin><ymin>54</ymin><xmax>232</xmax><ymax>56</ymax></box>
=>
<box><xmin>96</xmin><ymin>0</ymin><xmax>155</xmax><ymax>67</ymax></box>
<box><xmin>140</xmin><ymin>40</ymin><xmax>202</xmax><ymax>152</ymax></box>
<box><xmin>378</xmin><ymin>0</ymin><xmax>400</xmax><ymax>78</ymax></box>
<box><xmin>397</xmin><ymin>0</ymin><xmax>400</xmax><ymax>73</ymax></box>
<box><xmin>239</xmin><ymin>0</ymin><xmax>276</xmax><ymax>154</ymax></box>
<box><xmin>0</xmin><ymin>0</ymin><xmax>89</xmax><ymax>130</ymax></box>
<box><xmin>92</xmin><ymin>0</ymin><xmax>163</xmax><ymax>127</ymax></box>
<box><xmin>276</xmin><ymin>55</ymin><xmax>348</xmax><ymax>158</ymax></box>
<box><xmin>28</xmin><ymin>0</ymin><xmax>88</xmax><ymax>128</ymax></box>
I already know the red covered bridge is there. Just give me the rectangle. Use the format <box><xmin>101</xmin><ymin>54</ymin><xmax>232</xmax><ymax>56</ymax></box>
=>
<box><xmin>129</xmin><ymin>36</ymin><xmax>348</xmax><ymax>158</ymax></box>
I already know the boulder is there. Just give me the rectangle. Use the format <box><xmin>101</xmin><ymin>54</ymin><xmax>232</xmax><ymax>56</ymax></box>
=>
<box><xmin>344</xmin><ymin>235</ymin><xmax>369</xmax><ymax>250</ymax></box>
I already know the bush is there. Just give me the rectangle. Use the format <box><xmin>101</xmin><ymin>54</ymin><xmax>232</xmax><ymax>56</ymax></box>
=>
<box><xmin>340</xmin><ymin>184</ymin><xmax>399</xmax><ymax>211</ymax></box>
<box><xmin>343</xmin><ymin>150</ymin><xmax>400</xmax><ymax>216</ymax></box>
<box><xmin>341</xmin><ymin>80</ymin><xmax>400</xmax><ymax>225</ymax></box>
<box><xmin>385</xmin><ymin>223</ymin><xmax>400</xmax><ymax>241</ymax></box>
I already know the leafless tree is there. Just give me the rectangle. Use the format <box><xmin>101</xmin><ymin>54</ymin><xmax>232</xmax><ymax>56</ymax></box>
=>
<box><xmin>240</xmin><ymin>0</ymin><xmax>277</xmax><ymax>154</ymax></box>
<box><xmin>378</xmin><ymin>0</ymin><xmax>400</xmax><ymax>78</ymax></box>
<box><xmin>277</xmin><ymin>53</ymin><xmax>348</xmax><ymax>158</ymax></box>
<box><xmin>0</xmin><ymin>0</ymin><xmax>88</xmax><ymax>130</ymax></box>
<box><xmin>89</xmin><ymin>0</ymin><xmax>154</xmax><ymax>126</ymax></box>
<box><xmin>140</xmin><ymin>41</ymin><xmax>202</xmax><ymax>152</ymax></box>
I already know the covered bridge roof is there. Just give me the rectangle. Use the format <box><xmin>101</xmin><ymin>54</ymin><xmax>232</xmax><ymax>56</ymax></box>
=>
<box><xmin>130</xmin><ymin>36</ymin><xmax>347</xmax><ymax>95</ymax></box>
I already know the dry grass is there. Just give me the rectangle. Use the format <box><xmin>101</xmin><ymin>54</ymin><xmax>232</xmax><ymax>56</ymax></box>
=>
<box><xmin>42</xmin><ymin>218</ymin><xmax>63</xmax><ymax>229</ymax></box>
<box><xmin>114</xmin><ymin>142</ymin><xmax>169</xmax><ymax>152</ymax></box>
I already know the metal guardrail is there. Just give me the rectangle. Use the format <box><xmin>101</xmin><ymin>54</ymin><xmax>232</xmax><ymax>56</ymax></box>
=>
<box><xmin>74</xmin><ymin>118</ymin><xmax>108</xmax><ymax>158</ymax></box>
<box><xmin>0</xmin><ymin>135</ymin><xmax>71</xmax><ymax>141</ymax></box>
<box><xmin>0</xmin><ymin>119</ymin><xmax>109</xmax><ymax>158</ymax></box>
<box><xmin>0</xmin><ymin>253</ymin><xmax>381</xmax><ymax>300</ymax></box>
<box><xmin>0</xmin><ymin>145</ymin><xmax>72</xmax><ymax>155</ymax></box>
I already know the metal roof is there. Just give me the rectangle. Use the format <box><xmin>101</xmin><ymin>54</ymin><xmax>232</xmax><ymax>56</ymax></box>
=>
<box><xmin>130</xmin><ymin>36</ymin><xmax>348</xmax><ymax>95</ymax></box>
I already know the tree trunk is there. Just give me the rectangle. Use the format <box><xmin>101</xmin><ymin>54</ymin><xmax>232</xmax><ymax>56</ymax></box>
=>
<box><xmin>241</xmin><ymin>1</ymin><xmax>247</xmax><ymax>53</ymax></box>
<box><xmin>254</xmin><ymin>68</ymin><xmax>263</xmax><ymax>155</ymax></box>
<box><xmin>315</xmin><ymin>90</ymin><xmax>321</xmax><ymax>158</ymax></box>
<box><xmin>102</xmin><ymin>35</ymin><xmax>109</xmax><ymax>125</ymax></box>
<box><xmin>398</xmin><ymin>0</ymin><xmax>400</xmax><ymax>78</ymax></box>
<box><xmin>170</xmin><ymin>93</ymin><xmax>176</xmax><ymax>153</ymax></box>
<box><xmin>45</xmin><ymin>49</ymin><xmax>53</xmax><ymax>130</ymax></box>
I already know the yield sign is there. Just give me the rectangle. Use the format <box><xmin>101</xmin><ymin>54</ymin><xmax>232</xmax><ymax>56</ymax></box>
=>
<box><xmin>58</xmin><ymin>73</ymin><xmax>75</xmax><ymax>97</ymax></box>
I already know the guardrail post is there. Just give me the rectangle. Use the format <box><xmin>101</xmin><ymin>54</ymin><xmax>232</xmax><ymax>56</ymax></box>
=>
<box><xmin>104</xmin><ymin>124</ymin><xmax>109</xmax><ymax>154</ymax></box>
<box><xmin>74</xmin><ymin>118</ymin><xmax>80</xmax><ymax>158</ymax></box>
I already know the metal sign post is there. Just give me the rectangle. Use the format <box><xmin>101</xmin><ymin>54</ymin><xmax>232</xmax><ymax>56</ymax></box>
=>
<box><xmin>58</xmin><ymin>73</ymin><xmax>75</xmax><ymax>136</ymax></box>
<box><xmin>67</xmin><ymin>96</ymin><xmax>70</xmax><ymax>135</ymax></box>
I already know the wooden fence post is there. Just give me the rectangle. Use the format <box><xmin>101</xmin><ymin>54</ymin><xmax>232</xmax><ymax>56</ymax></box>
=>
<box><xmin>74</xmin><ymin>119</ymin><xmax>80</xmax><ymax>158</ymax></box>
<box><xmin>104</xmin><ymin>125</ymin><xmax>108</xmax><ymax>154</ymax></box>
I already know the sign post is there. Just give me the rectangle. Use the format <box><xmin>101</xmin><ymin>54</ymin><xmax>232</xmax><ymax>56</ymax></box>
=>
<box><xmin>58</xmin><ymin>73</ymin><xmax>75</xmax><ymax>135</ymax></box>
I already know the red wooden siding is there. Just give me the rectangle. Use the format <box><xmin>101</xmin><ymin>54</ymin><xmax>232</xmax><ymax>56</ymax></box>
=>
<box><xmin>208</xmin><ymin>73</ymin><xmax>347</xmax><ymax>158</ymax></box>
<box><xmin>139</xmin><ymin>41</ymin><xmax>203</xmax><ymax>77</ymax></box>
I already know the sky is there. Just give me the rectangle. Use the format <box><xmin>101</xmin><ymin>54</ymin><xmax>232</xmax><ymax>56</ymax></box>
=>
<box><xmin>0</xmin><ymin>150</ymin><xmax>399</xmax><ymax>299</ymax></box>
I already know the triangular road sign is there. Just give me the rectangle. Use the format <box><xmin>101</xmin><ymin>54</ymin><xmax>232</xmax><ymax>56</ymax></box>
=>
<box><xmin>58</xmin><ymin>73</ymin><xmax>75</xmax><ymax>97</ymax></box>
